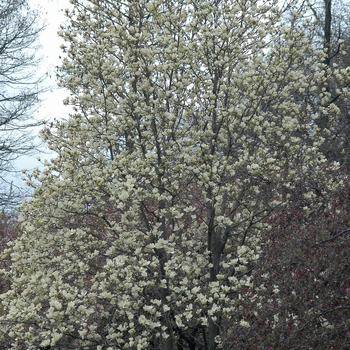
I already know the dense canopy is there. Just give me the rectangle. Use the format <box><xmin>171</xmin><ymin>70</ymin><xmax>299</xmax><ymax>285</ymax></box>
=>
<box><xmin>0</xmin><ymin>0</ymin><xmax>346</xmax><ymax>349</ymax></box>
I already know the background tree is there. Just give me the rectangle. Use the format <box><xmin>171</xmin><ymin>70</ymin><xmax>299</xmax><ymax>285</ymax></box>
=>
<box><xmin>0</xmin><ymin>211</ymin><xmax>20</xmax><ymax>349</ymax></box>
<box><xmin>225</xmin><ymin>166</ymin><xmax>350</xmax><ymax>348</ymax></box>
<box><xmin>309</xmin><ymin>0</ymin><xmax>350</xmax><ymax>164</ymax></box>
<box><xmin>0</xmin><ymin>0</ymin><xmax>45</xmax><ymax>208</ymax></box>
<box><xmin>0</xmin><ymin>0</ymin><xmax>344</xmax><ymax>349</ymax></box>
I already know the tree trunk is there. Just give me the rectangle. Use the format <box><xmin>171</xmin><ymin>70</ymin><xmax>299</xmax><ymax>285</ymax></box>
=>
<box><xmin>324</xmin><ymin>0</ymin><xmax>332</xmax><ymax>66</ymax></box>
<box><xmin>208</xmin><ymin>319</ymin><xmax>219</xmax><ymax>350</ymax></box>
<box><xmin>162</xmin><ymin>336</ymin><xmax>175</xmax><ymax>350</ymax></box>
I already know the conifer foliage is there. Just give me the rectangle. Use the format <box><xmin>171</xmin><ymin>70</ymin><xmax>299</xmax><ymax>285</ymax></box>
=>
<box><xmin>0</xmin><ymin>0</ymin><xmax>344</xmax><ymax>349</ymax></box>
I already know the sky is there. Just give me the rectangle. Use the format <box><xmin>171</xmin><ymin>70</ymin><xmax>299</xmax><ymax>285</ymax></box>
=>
<box><xmin>29</xmin><ymin>0</ymin><xmax>72</xmax><ymax>122</ymax></box>
<box><xmin>12</xmin><ymin>0</ymin><xmax>73</xmax><ymax>188</ymax></box>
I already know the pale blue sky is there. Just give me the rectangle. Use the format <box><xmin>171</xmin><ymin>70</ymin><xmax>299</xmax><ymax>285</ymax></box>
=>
<box><xmin>11</xmin><ymin>0</ymin><xmax>73</xmax><ymax>188</ymax></box>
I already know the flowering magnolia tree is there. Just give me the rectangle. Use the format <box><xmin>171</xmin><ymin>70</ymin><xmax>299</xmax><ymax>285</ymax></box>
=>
<box><xmin>0</xmin><ymin>0</ymin><xmax>345</xmax><ymax>349</ymax></box>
